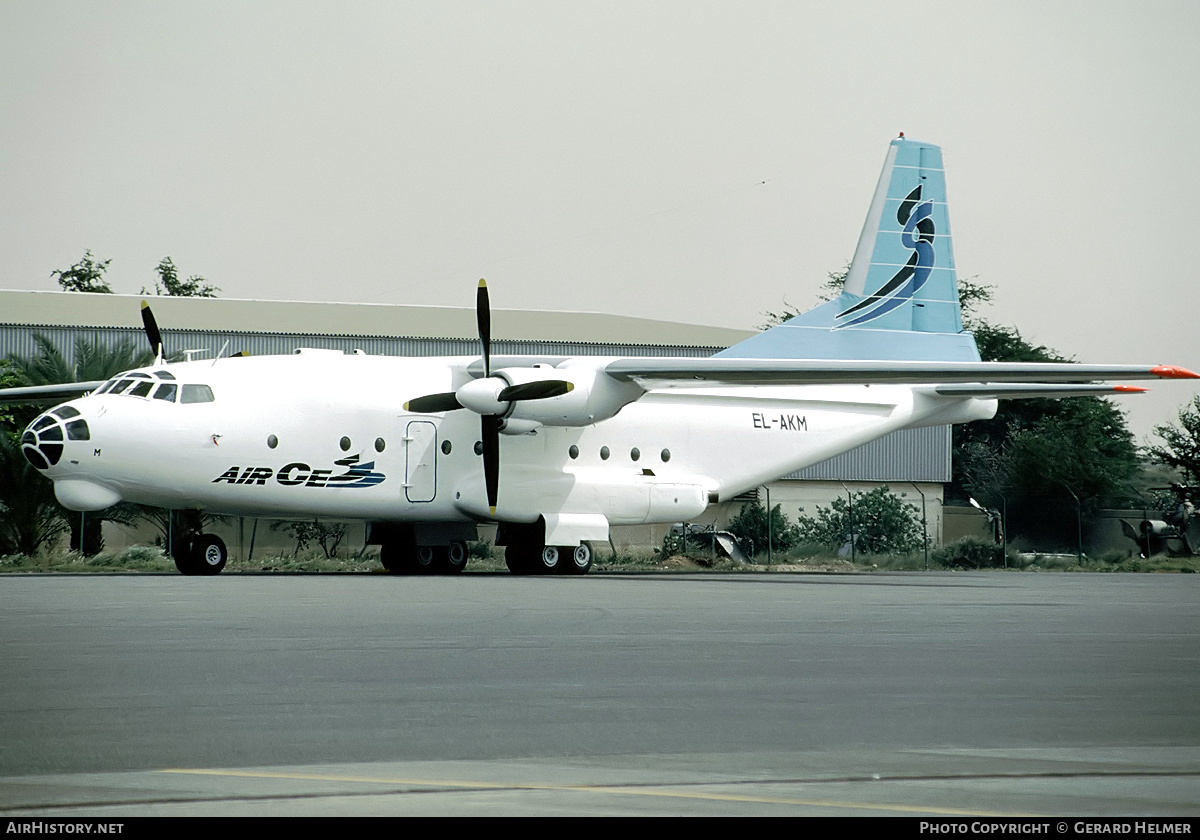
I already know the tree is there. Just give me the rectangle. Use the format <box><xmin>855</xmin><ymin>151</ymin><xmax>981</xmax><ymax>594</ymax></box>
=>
<box><xmin>144</xmin><ymin>257</ymin><xmax>219</xmax><ymax>298</ymax></box>
<box><xmin>7</xmin><ymin>334</ymin><xmax>154</xmax><ymax>387</ymax></box>
<box><xmin>1148</xmin><ymin>396</ymin><xmax>1200</xmax><ymax>489</ymax></box>
<box><xmin>4</xmin><ymin>337</ymin><xmax>155</xmax><ymax>556</ymax></box>
<box><xmin>795</xmin><ymin>485</ymin><xmax>924</xmax><ymax>555</ymax></box>
<box><xmin>727</xmin><ymin>500</ymin><xmax>799</xmax><ymax>556</ymax></box>
<box><xmin>0</xmin><ymin>431</ymin><xmax>68</xmax><ymax>556</ymax></box>
<box><xmin>51</xmin><ymin>250</ymin><xmax>114</xmax><ymax>294</ymax></box>
<box><xmin>760</xmin><ymin>266</ymin><xmax>1141</xmax><ymax>546</ymax></box>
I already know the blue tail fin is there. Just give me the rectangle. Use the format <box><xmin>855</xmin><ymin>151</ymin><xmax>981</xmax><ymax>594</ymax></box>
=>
<box><xmin>719</xmin><ymin>136</ymin><xmax>981</xmax><ymax>362</ymax></box>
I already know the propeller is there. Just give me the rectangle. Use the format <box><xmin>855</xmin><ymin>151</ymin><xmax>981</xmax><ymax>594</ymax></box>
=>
<box><xmin>142</xmin><ymin>302</ymin><xmax>249</xmax><ymax>363</ymax></box>
<box><xmin>404</xmin><ymin>279</ymin><xmax>574</xmax><ymax>515</ymax></box>
<box><xmin>141</xmin><ymin>301</ymin><xmax>163</xmax><ymax>362</ymax></box>
<box><xmin>477</xmin><ymin>279</ymin><xmax>500</xmax><ymax>515</ymax></box>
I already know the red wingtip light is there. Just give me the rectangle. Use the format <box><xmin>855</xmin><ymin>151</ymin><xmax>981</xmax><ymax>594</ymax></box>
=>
<box><xmin>1114</xmin><ymin>385</ymin><xmax>1148</xmax><ymax>393</ymax></box>
<box><xmin>1150</xmin><ymin>365</ymin><xmax>1200</xmax><ymax>379</ymax></box>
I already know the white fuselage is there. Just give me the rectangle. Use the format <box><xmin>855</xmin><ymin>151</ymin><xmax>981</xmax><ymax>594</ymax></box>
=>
<box><xmin>30</xmin><ymin>350</ymin><xmax>996</xmax><ymax>541</ymax></box>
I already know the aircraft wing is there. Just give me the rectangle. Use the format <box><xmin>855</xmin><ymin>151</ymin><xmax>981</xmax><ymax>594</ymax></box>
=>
<box><xmin>0</xmin><ymin>381</ymin><xmax>105</xmax><ymax>405</ymax></box>
<box><xmin>603</xmin><ymin>358</ymin><xmax>1199</xmax><ymax>387</ymax></box>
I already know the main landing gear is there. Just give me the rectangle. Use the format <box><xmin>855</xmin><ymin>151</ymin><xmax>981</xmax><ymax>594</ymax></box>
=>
<box><xmin>170</xmin><ymin>511</ymin><xmax>228</xmax><ymax>576</ymax></box>
<box><xmin>504</xmin><ymin>542</ymin><xmax>594</xmax><ymax>575</ymax></box>
<box><xmin>376</xmin><ymin>525</ymin><xmax>469</xmax><ymax>575</ymax></box>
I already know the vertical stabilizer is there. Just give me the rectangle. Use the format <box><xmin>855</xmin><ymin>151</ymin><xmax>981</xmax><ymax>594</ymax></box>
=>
<box><xmin>719</xmin><ymin>136</ymin><xmax>980</xmax><ymax>362</ymax></box>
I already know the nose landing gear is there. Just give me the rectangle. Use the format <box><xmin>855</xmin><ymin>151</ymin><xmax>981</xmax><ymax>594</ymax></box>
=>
<box><xmin>170</xmin><ymin>511</ymin><xmax>228</xmax><ymax>575</ymax></box>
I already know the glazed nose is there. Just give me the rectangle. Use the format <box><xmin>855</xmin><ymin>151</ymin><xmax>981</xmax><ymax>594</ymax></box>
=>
<box><xmin>21</xmin><ymin>405</ymin><xmax>91</xmax><ymax>471</ymax></box>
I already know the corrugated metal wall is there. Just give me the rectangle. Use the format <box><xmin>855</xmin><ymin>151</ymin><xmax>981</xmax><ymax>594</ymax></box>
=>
<box><xmin>0</xmin><ymin>324</ymin><xmax>722</xmax><ymax>360</ymax></box>
<box><xmin>1</xmin><ymin>323</ymin><xmax>951</xmax><ymax>482</ymax></box>
<box><xmin>787</xmin><ymin>426</ymin><xmax>951</xmax><ymax>483</ymax></box>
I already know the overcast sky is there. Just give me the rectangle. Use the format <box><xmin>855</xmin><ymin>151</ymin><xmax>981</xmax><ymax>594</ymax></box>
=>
<box><xmin>2</xmin><ymin>0</ymin><xmax>1197</xmax><ymax>439</ymax></box>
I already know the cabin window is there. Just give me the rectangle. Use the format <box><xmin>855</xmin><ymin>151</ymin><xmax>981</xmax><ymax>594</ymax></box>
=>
<box><xmin>440</xmin><ymin>440</ymin><xmax>451</xmax><ymax>455</ymax></box>
<box><xmin>630</xmin><ymin>447</ymin><xmax>641</xmax><ymax>461</ymax></box>
<box><xmin>568</xmin><ymin>445</ymin><xmax>579</xmax><ymax>459</ymax></box>
<box><xmin>600</xmin><ymin>446</ymin><xmax>610</xmax><ymax>460</ymax></box>
<box><xmin>180</xmin><ymin>384</ymin><xmax>215</xmax><ymax>404</ymax></box>
<box><xmin>267</xmin><ymin>435</ymin><xmax>279</xmax><ymax>449</ymax></box>
<box><xmin>339</xmin><ymin>436</ymin><xmax>352</xmax><ymax>451</ymax></box>
<box><xmin>661</xmin><ymin>449</ymin><xmax>671</xmax><ymax>462</ymax></box>
<box><xmin>375</xmin><ymin>438</ymin><xmax>386</xmax><ymax>453</ymax></box>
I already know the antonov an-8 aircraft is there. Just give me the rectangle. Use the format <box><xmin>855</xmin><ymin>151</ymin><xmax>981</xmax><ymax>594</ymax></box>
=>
<box><xmin>6</xmin><ymin>136</ymin><xmax>1196</xmax><ymax>575</ymax></box>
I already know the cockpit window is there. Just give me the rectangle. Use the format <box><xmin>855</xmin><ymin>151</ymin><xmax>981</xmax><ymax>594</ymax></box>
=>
<box><xmin>152</xmin><ymin>383</ymin><xmax>177</xmax><ymax>402</ymax></box>
<box><xmin>180</xmin><ymin>384</ymin><xmax>215</xmax><ymax>404</ymax></box>
<box><xmin>109</xmin><ymin>379</ymin><xmax>134</xmax><ymax>395</ymax></box>
<box><xmin>154</xmin><ymin>370</ymin><xmax>176</xmax><ymax>380</ymax></box>
<box><xmin>128</xmin><ymin>381</ymin><xmax>154</xmax><ymax>398</ymax></box>
<box><xmin>51</xmin><ymin>406</ymin><xmax>81</xmax><ymax>419</ymax></box>
<box><xmin>95</xmin><ymin>380</ymin><xmax>117</xmax><ymax>394</ymax></box>
<box><xmin>127</xmin><ymin>372</ymin><xmax>152</xmax><ymax>379</ymax></box>
<box><xmin>66</xmin><ymin>420</ymin><xmax>90</xmax><ymax>440</ymax></box>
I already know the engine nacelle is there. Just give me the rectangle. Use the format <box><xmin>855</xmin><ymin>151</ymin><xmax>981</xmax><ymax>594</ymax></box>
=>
<box><xmin>499</xmin><ymin>364</ymin><xmax>644</xmax><ymax>427</ymax></box>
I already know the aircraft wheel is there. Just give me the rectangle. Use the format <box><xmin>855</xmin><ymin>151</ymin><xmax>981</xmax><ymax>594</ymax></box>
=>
<box><xmin>439</xmin><ymin>541</ymin><xmax>468</xmax><ymax>574</ymax></box>
<box><xmin>538</xmin><ymin>545</ymin><xmax>561</xmax><ymax>574</ymax></box>
<box><xmin>505</xmin><ymin>544</ymin><xmax>536</xmax><ymax>575</ymax></box>
<box><xmin>380</xmin><ymin>543</ymin><xmax>412</xmax><ymax>574</ymax></box>
<box><xmin>194</xmin><ymin>534</ymin><xmax>228</xmax><ymax>575</ymax></box>
<box><xmin>173</xmin><ymin>541</ymin><xmax>201</xmax><ymax>576</ymax></box>
<box><xmin>414</xmin><ymin>545</ymin><xmax>437</xmax><ymax>574</ymax></box>
<box><xmin>563</xmin><ymin>543</ymin><xmax>593</xmax><ymax>575</ymax></box>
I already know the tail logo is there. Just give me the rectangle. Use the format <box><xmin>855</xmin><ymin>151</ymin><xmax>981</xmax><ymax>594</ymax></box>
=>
<box><xmin>835</xmin><ymin>185</ymin><xmax>935</xmax><ymax>328</ymax></box>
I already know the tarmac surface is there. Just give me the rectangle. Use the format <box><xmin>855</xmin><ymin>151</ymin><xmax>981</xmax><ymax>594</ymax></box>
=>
<box><xmin>1</xmin><ymin>571</ymin><xmax>1198</xmax><ymax>816</ymax></box>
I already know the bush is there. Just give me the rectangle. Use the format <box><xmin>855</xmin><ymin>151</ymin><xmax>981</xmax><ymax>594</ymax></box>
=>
<box><xmin>795</xmin><ymin>485</ymin><xmax>924</xmax><ymax>555</ymax></box>
<box><xmin>932</xmin><ymin>536</ymin><xmax>1009</xmax><ymax>569</ymax></box>
<box><xmin>727</xmin><ymin>501</ymin><xmax>800</xmax><ymax>557</ymax></box>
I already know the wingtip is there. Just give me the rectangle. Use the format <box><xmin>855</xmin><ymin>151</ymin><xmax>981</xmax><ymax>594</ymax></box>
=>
<box><xmin>1113</xmin><ymin>385</ymin><xmax>1149</xmax><ymax>393</ymax></box>
<box><xmin>478</xmin><ymin>278</ymin><xmax>487</xmax><ymax>288</ymax></box>
<box><xmin>1151</xmin><ymin>365</ymin><xmax>1200</xmax><ymax>379</ymax></box>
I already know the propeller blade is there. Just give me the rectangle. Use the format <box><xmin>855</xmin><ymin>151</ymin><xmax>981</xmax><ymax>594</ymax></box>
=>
<box><xmin>404</xmin><ymin>392</ymin><xmax>463</xmax><ymax>413</ymax></box>
<box><xmin>140</xmin><ymin>301</ymin><xmax>163</xmax><ymax>360</ymax></box>
<box><xmin>498</xmin><ymin>380</ymin><xmax>574</xmax><ymax>402</ymax></box>
<box><xmin>476</xmin><ymin>278</ymin><xmax>491</xmax><ymax>377</ymax></box>
<box><xmin>482</xmin><ymin>414</ymin><xmax>501</xmax><ymax>515</ymax></box>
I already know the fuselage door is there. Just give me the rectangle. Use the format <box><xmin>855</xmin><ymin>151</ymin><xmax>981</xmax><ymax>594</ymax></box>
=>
<box><xmin>405</xmin><ymin>420</ymin><xmax>437</xmax><ymax>503</ymax></box>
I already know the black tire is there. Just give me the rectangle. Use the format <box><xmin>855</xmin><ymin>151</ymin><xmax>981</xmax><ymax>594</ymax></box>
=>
<box><xmin>380</xmin><ymin>542</ymin><xmax>410</xmax><ymax>573</ymax></box>
<box><xmin>563</xmin><ymin>543</ymin><xmax>593</xmax><ymax>575</ymax></box>
<box><xmin>413</xmin><ymin>545</ymin><xmax>437</xmax><ymax>574</ymax></box>
<box><xmin>193</xmin><ymin>534</ymin><xmax>228</xmax><ymax>575</ymax></box>
<box><xmin>505</xmin><ymin>544</ymin><xmax>536</xmax><ymax>575</ymax></box>
<box><xmin>537</xmin><ymin>545</ymin><xmax>562</xmax><ymax>574</ymax></box>
<box><xmin>439</xmin><ymin>541</ymin><xmax>468</xmax><ymax>574</ymax></box>
<box><xmin>173</xmin><ymin>540</ymin><xmax>201</xmax><ymax>576</ymax></box>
